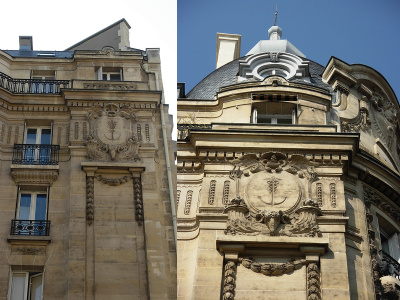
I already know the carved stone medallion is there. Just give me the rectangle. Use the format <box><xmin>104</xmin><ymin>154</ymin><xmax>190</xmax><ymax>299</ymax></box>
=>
<box><xmin>85</xmin><ymin>103</ymin><xmax>140</xmax><ymax>161</ymax></box>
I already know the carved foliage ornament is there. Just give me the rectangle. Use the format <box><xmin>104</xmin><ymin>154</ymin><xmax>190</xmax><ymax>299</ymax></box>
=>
<box><xmin>239</xmin><ymin>257</ymin><xmax>306</xmax><ymax>276</ymax></box>
<box><xmin>95</xmin><ymin>174</ymin><xmax>133</xmax><ymax>186</ymax></box>
<box><xmin>341</xmin><ymin>107</ymin><xmax>371</xmax><ymax>133</ymax></box>
<box><xmin>224</xmin><ymin>152</ymin><xmax>321</xmax><ymax>237</ymax></box>
<box><xmin>370</xmin><ymin>92</ymin><xmax>398</xmax><ymax>151</ymax></box>
<box><xmin>85</xmin><ymin>103</ymin><xmax>140</xmax><ymax>161</ymax></box>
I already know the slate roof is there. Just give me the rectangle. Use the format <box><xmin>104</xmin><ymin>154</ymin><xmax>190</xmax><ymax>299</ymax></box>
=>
<box><xmin>3</xmin><ymin>50</ymin><xmax>74</xmax><ymax>59</ymax></box>
<box><xmin>186</xmin><ymin>56</ymin><xmax>333</xmax><ymax>99</ymax></box>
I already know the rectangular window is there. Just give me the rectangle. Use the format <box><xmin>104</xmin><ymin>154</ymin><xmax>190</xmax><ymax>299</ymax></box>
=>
<box><xmin>24</xmin><ymin>127</ymin><xmax>51</xmax><ymax>164</ymax></box>
<box><xmin>11</xmin><ymin>187</ymin><xmax>49</xmax><ymax>236</ymax></box>
<box><xmin>96</xmin><ymin>67</ymin><xmax>123</xmax><ymax>81</ymax></box>
<box><xmin>9</xmin><ymin>271</ymin><xmax>43</xmax><ymax>300</ymax></box>
<box><xmin>17</xmin><ymin>192</ymin><xmax>47</xmax><ymax>221</ymax></box>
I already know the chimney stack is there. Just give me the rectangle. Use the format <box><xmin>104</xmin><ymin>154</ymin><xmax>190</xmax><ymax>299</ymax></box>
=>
<box><xmin>216</xmin><ymin>33</ymin><xmax>241</xmax><ymax>69</ymax></box>
<box><xmin>19</xmin><ymin>36</ymin><xmax>33</xmax><ymax>51</ymax></box>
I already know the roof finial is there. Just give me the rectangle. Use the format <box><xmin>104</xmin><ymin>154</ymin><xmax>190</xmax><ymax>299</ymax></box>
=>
<box><xmin>274</xmin><ymin>4</ymin><xmax>278</xmax><ymax>26</ymax></box>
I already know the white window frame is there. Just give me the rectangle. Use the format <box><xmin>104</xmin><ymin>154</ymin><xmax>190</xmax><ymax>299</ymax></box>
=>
<box><xmin>24</xmin><ymin>127</ymin><xmax>52</xmax><ymax>145</ymax></box>
<box><xmin>16</xmin><ymin>189</ymin><xmax>48</xmax><ymax>221</ymax></box>
<box><xmin>8</xmin><ymin>271</ymin><xmax>44</xmax><ymax>300</ymax></box>
<box><xmin>96</xmin><ymin>66</ymin><xmax>123</xmax><ymax>81</ymax></box>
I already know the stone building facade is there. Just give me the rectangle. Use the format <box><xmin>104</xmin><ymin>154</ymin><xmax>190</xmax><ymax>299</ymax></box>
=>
<box><xmin>177</xmin><ymin>26</ymin><xmax>400</xmax><ymax>299</ymax></box>
<box><xmin>0</xmin><ymin>19</ymin><xmax>176</xmax><ymax>299</ymax></box>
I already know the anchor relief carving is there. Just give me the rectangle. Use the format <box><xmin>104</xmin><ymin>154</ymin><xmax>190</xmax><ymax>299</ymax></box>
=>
<box><xmin>85</xmin><ymin>103</ymin><xmax>140</xmax><ymax>161</ymax></box>
<box><xmin>224</xmin><ymin>152</ymin><xmax>322</xmax><ymax>237</ymax></box>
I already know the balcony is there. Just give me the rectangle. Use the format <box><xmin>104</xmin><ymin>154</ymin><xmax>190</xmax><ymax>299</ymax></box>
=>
<box><xmin>380</xmin><ymin>250</ymin><xmax>400</xmax><ymax>280</ymax></box>
<box><xmin>12</xmin><ymin>144</ymin><xmax>60</xmax><ymax>165</ymax></box>
<box><xmin>0</xmin><ymin>72</ymin><xmax>69</xmax><ymax>94</ymax></box>
<box><xmin>10</xmin><ymin>220</ymin><xmax>50</xmax><ymax>236</ymax></box>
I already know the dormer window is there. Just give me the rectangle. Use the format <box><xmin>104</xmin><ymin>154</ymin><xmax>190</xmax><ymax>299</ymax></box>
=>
<box><xmin>96</xmin><ymin>67</ymin><xmax>123</xmax><ymax>81</ymax></box>
<box><xmin>251</xmin><ymin>98</ymin><xmax>296</xmax><ymax>124</ymax></box>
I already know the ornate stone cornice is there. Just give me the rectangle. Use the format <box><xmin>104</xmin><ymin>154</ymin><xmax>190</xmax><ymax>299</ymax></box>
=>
<box><xmin>11</xmin><ymin>169</ymin><xmax>58</xmax><ymax>185</ymax></box>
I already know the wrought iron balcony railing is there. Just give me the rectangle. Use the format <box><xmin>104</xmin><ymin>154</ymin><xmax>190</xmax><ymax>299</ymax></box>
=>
<box><xmin>10</xmin><ymin>220</ymin><xmax>50</xmax><ymax>236</ymax></box>
<box><xmin>0</xmin><ymin>72</ymin><xmax>69</xmax><ymax>94</ymax></box>
<box><xmin>177</xmin><ymin>124</ymin><xmax>212</xmax><ymax>140</ymax></box>
<box><xmin>12</xmin><ymin>144</ymin><xmax>60</xmax><ymax>165</ymax></box>
<box><xmin>380</xmin><ymin>250</ymin><xmax>400</xmax><ymax>280</ymax></box>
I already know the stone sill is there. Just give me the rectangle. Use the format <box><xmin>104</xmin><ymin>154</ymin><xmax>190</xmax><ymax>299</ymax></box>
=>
<box><xmin>7</xmin><ymin>235</ymin><xmax>51</xmax><ymax>245</ymax></box>
<box><xmin>10</xmin><ymin>164</ymin><xmax>59</xmax><ymax>171</ymax></box>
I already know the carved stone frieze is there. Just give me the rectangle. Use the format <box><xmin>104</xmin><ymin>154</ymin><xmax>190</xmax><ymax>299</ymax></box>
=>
<box><xmin>83</xmin><ymin>83</ymin><xmax>138</xmax><ymax>90</ymax></box>
<box><xmin>341</xmin><ymin>107</ymin><xmax>371</xmax><ymax>133</ymax></box>
<box><xmin>11</xmin><ymin>170</ymin><xmax>58</xmax><ymax>186</ymax></box>
<box><xmin>223</xmin><ymin>261</ymin><xmax>237</xmax><ymax>300</ymax></box>
<box><xmin>224</xmin><ymin>197</ymin><xmax>322</xmax><ymax>237</ymax></box>
<box><xmin>364</xmin><ymin>185</ymin><xmax>400</xmax><ymax>225</ymax></box>
<box><xmin>95</xmin><ymin>174</ymin><xmax>133</xmax><ymax>186</ymax></box>
<box><xmin>370</xmin><ymin>91</ymin><xmax>398</xmax><ymax>151</ymax></box>
<box><xmin>85</xmin><ymin>103</ymin><xmax>140</xmax><ymax>161</ymax></box>
<box><xmin>239</xmin><ymin>257</ymin><xmax>306</xmax><ymax>276</ymax></box>
<box><xmin>13</xmin><ymin>247</ymin><xmax>45</xmax><ymax>255</ymax></box>
<box><xmin>224</xmin><ymin>152</ymin><xmax>322</xmax><ymax>237</ymax></box>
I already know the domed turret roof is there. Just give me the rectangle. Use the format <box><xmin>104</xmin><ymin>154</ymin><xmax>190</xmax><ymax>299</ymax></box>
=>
<box><xmin>186</xmin><ymin>56</ymin><xmax>333</xmax><ymax>99</ymax></box>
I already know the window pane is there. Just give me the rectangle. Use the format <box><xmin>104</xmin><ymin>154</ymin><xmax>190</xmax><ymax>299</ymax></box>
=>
<box><xmin>40</xmin><ymin>129</ymin><xmax>51</xmax><ymax>145</ymax></box>
<box><xmin>30</xmin><ymin>274</ymin><xmax>43</xmax><ymax>300</ymax></box>
<box><xmin>11</xmin><ymin>273</ymin><xmax>26</xmax><ymax>300</ymax></box>
<box><xmin>19</xmin><ymin>194</ymin><xmax>32</xmax><ymax>220</ymax></box>
<box><xmin>35</xmin><ymin>194</ymin><xmax>47</xmax><ymax>220</ymax></box>
<box><xmin>277</xmin><ymin>118</ymin><xmax>292</xmax><ymax>124</ymax></box>
<box><xmin>26</xmin><ymin>129</ymin><xmax>37</xmax><ymax>144</ymax></box>
<box><xmin>109</xmin><ymin>74</ymin><xmax>121</xmax><ymax>81</ymax></box>
<box><xmin>257</xmin><ymin>117</ymin><xmax>272</xmax><ymax>124</ymax></box>
<box><xmin>102</xmin><ymin>74</ymin><xmax>108</xmax><ymax>80</ymax></box>
<box><xmin>381</xmin><ymin>233</ymin><xmax>390</xmax><ymax>254</ymax></box>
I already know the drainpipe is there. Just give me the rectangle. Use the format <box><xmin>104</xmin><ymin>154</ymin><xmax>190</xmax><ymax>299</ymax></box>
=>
<box><xmin>151</xmin><ymin>68</ymin><xmax>177</xmax><ymax>247</ymax></box>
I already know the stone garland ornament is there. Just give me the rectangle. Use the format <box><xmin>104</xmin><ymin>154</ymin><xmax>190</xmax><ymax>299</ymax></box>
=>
<box><xmin>184</xmin><ymin>190</ymin><xmax>193</xmax><ymax>215</ymax></box>
<box><xmin>223</xmin><ymin>181</ymin><xmax>230</xmax><ymax>205</ymax></box>
<box><xmin>224</xmin><ymin>152</ymin><xmax>322</xmax><ymax>237</ymax></box>
<box><xmin>222</xmin><ymin>261</ymin><xmax>237</xmax><ymax>300</ymax></box>
<box><xmin>364</xmin><ymin>188</ymin><xmax>383</xmax><ymax>299</ymax></box>
<box><xmin>239</xmin><ymin>257</ymin><xmax>306</xmax><ymax>276</ymax></box>
<box><xmin>85</xmin><ymin>103</ymin><xmax>140</xmax><ymax>161</ymax></box>
<box><xmin>86</xmin><ymin>176</ymin><xmax>94</xmax><ymax>225</ymax></box>
<box><xmin>208</xmin><ymin>180</ymin><xmax>216</xmax><ymax>205</ymax></box>
<box><xmin>95</xmin><ymin>174</ymin><xmax>133</xmax><ymax>186</ymax></box>
<box><xmin>307</xmin><ymin>263</ymin><xmax>321</xmax><ymax>300</ymax></box>
<box><xmin>133</xmin><ymin>177</ymin><xmax>143</xmax><ymax>226</ymax></box>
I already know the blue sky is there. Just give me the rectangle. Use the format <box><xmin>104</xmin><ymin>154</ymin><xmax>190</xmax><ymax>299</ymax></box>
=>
<box><xmin>178</xmin><ymin>0</ymin><xmax>400</xmax><ymax>103</ymax></box>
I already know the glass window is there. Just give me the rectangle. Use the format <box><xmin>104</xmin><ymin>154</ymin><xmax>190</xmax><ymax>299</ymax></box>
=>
<box><xmin>9</xmin><ymin>272</ymin><xmax>43</xmax><ymax>300</ymax></box>
<box><xmin>17</xmin><ymin>192</ymin><xmax>47</xmax><ymax>221</ymax></box>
